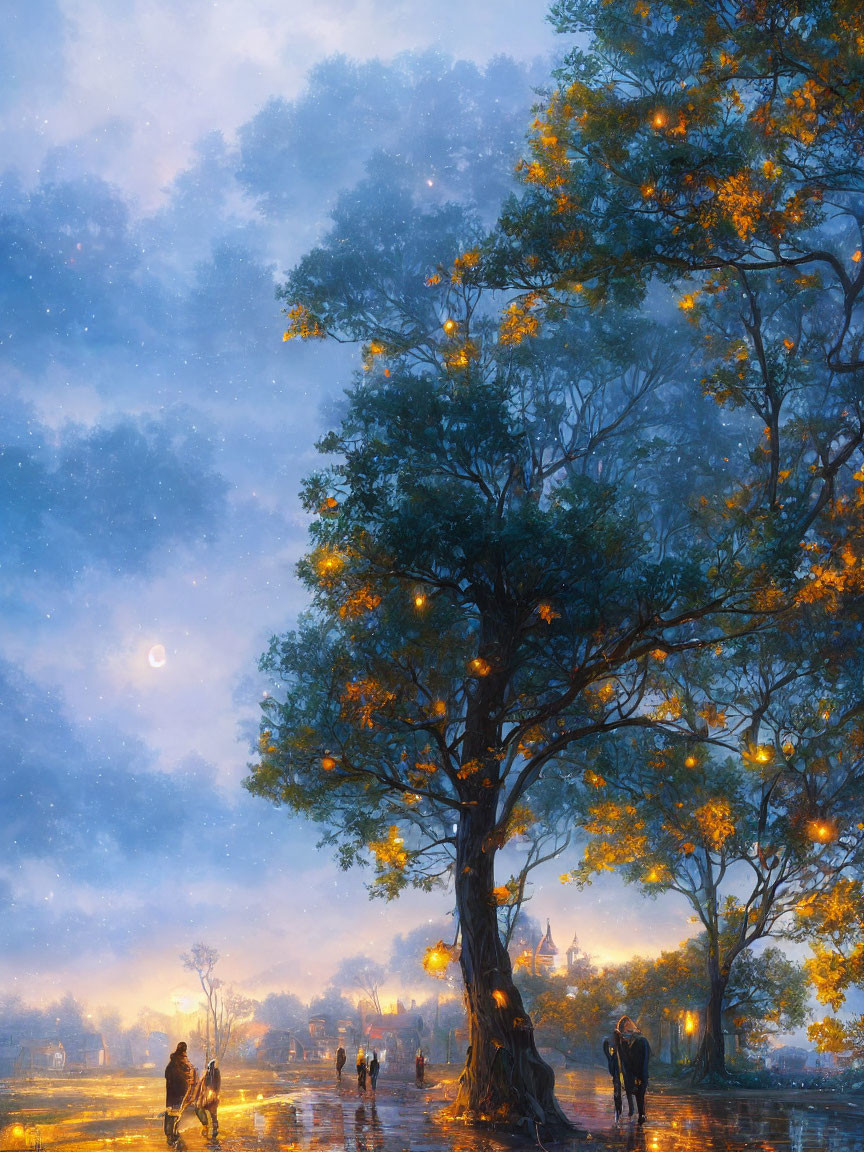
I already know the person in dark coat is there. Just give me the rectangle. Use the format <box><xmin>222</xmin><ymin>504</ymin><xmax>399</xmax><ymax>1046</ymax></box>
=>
<box><xmin>415</xmin><ymin>1049</ymin><xmax>425</xmax><ymax>1087</ymax></box>
<box><xmin>164</xmin><ymin>1042</ymin><xmax>197</xmax><ymax>1142</ymax></box>
<box><xmin>369</xmin><ymin>1051</ymin><xmax>380</xmax><ymax>1092</ymax></box>
<box><xmin>336</xmin><ymin>1045</ymin><xmax>346</xmax><ymax>1082</ymax></box>
<box><xmin>193</xmin><ymin>1058</ymin><xmax>221</xmax><ymax>1138</ymax></box>
<box><xmin>356</xmin><ymin>1048</ymin><xmax>367</xmax><ymax>1093</ymax></box>
<box><xmin>605</xmin><ymin>1016</ymin><xmax>651</xmax><ymax>1124</ymax></box>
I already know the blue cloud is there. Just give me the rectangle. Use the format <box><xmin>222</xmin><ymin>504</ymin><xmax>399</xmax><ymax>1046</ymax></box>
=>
<box><xmin>0</xmin><ymin>1</ymin><xmax>69</xmax><ymax>113</ymax></box>
<box><xmin>0</xmin><ymin>407</ymin><xmax>227</xmax><ymax>597</ymax></box>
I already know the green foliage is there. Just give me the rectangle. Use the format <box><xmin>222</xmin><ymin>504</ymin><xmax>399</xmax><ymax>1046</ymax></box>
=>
<box><xmin>522</xmin><ymin>937</ymin><xmax>807</xmax><ymax>1055</ymax></box>
<box><xmin>500</xmin><ymin>0</ymin><xmax>864</xmax><ymax>535</ymax></box>
<box><xmin>250</xmin><ymin>172</ymin><xmax>764</xmax><ymax>912</ymax></box>
<box><xmin>247</xmin><ymin>12</ymin><xmax>864</xmax><ymax>1097</ymax></box>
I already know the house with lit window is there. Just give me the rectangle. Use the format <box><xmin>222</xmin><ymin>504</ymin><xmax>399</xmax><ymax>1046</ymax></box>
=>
<box><xmin>362</xmin><ymin>1002</ymin><xmax>424</xmax><ymax>1066</ymax></box>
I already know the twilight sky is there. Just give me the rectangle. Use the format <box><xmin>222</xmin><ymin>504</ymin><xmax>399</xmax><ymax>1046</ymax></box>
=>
<box><xmin>1</xmin><ymin>0</ymin><xmax>699</xmax><ymax>1021</ymax></box>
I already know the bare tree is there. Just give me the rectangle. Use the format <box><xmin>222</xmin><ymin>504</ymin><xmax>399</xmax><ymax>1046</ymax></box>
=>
<box><xmin>330</xmin><ymin>954</ymin><xmax>387</xmax><ymax>1016</ymax></box>
<box><xmin>181</xmin><ymin>942</ymin><xmax>254</xmax><ymax>1061</ymax></box>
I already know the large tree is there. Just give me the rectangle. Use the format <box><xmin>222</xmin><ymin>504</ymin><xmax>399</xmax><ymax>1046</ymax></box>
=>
<box><xmin>242</xmin><ymin>123</ymin><xmax>859</xmax><ymax>1124</ymax></box>
<box><xmin>562</xmin><ymin>615</ymin><xmax>864</xmax><ymax>1080</ymax></box>
<box><xmin>481</xmin><ymin>0</ymin><xmax>864</xmax><ymax>1084</ymax></box>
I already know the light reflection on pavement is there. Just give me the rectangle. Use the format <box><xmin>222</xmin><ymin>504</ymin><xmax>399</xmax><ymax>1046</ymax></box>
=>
<box><xmin>1</xmin><ymin>1066</ymin><xmax>862</xmax><ymax>1152</ymax></box>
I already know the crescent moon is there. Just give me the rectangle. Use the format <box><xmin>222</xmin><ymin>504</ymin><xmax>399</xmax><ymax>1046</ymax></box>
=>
<box><xmin>148</xmin><ymin>644</ymin><xmax>167</xmax><ymax>669</ymax></box>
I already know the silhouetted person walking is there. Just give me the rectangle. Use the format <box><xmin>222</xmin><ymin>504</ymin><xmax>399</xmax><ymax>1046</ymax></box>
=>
<box><xmin>605</xmin><ymin>1016</ymin><xmax>651</xmax><ymax>1124</ymax></box>
<box><xmin>194</xmin><ymin>1058</ymin><xmax>221</xmax><ymax>1138</ymax></box>
<box><xmin>369</xmin><ymin>1051</ymin><xmax>380</xmax><ymax>1092</ymax></box>
<box><xmin>164</xmin><ymin>1042</ymin><xmax>197</xmax><ymax>1143</ymax></box>
<box><xmin>356</xmin><ymin>1048</ymin><xmax>367</xmax><ymax>1093</ymax></box>
<box><xmin>336</xmin><ymin>1045</ymin><xmax>346</xmax><ymax>1082</ymax></box>
<box><xmin>415</xmin><ymin>1049</ymin><xmax>425</xmax><ymax>1087</ymax></box>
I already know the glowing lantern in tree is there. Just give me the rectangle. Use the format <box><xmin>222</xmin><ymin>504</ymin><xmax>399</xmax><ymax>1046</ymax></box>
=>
<box><xmin>422</xmin><ymin>940</ymin><xmax>459</xmax><ymax>978</ymax></box>
<box><xmin>806</xmin><ymin>819</ymin><xmax>837</xmax><ymax>844</ymax></box>
<box><xmin>468</xmin><ymin>657</ymin><xmax>491</xmax><ymax>677</ymax></box>
<box><xmin>414</xmin><ymin>592</ymin><xmax>427</xmax><ymax>609</ymax></box>
<box><xmin>443</xmin><ymin>318</ymin><xmax>458</xmax><ymax>335</ymax></box>
<box><xmin>315</xmin><ymin>549</ymin><xmax>344</xmax><ymax>578</ymax></box>
<box><xmin>537</xmin><ymin>602</ymin><xmax>559</xmax><ymax>623</ymax></box>
<box><xmin>742</xmin><ymin>743</ymin><xmax>775</xmax><ymax>765</ymax></box>
<box><xmin>321</xmin><ymin>756</ymin><xmax>337</xmax><ymax>771</ymax></box>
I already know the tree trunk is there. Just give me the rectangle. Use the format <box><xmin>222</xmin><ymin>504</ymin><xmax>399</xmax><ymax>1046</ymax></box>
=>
<box><xmin>670</xmin><ymin>1016</ymin><xmax>680</xmax><ymax>1065</ymax></box>
<box><xmin>690</xmin><ymin>957</ymin><xmax>729</xmax><ymax>1084</ymax></box>
<box><xmin>451</xmin><ymin>797</ymin><xmax>574</xmax><ymax>1137</ymax></box>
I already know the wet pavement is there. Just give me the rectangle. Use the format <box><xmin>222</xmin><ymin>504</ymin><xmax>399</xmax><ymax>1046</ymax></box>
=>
<box><xmin>1</xmin><ymin>1066</ymin><xmax>862</xmax><ymax>1152</ymax></box>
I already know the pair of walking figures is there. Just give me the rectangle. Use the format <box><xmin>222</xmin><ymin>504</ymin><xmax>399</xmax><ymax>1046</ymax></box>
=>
<box><xmin>603</xmin><ymin>1016</ymin><xmax>651</xmax><ymax>1125</ymax></box>
<box><xmin>164</xmin><ymin>1042</ymin><xmax>221</xmax><ymax>1142</ymax></box>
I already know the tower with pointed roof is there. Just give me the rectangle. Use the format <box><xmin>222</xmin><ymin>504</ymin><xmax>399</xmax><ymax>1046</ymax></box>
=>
<box><xmin>565</xmin><ymin>930</ymin><xmax>594</xmax><ymax>980</ymax></box>
<box><xmin>566</xmin><ymin>930</ymin><xmax>581</xmax><ymax>974</ymax></box>
<box><xmin>534</xmin><ymin>919</ymin><xmax>558</xmax><ymax>974</ymax></box>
